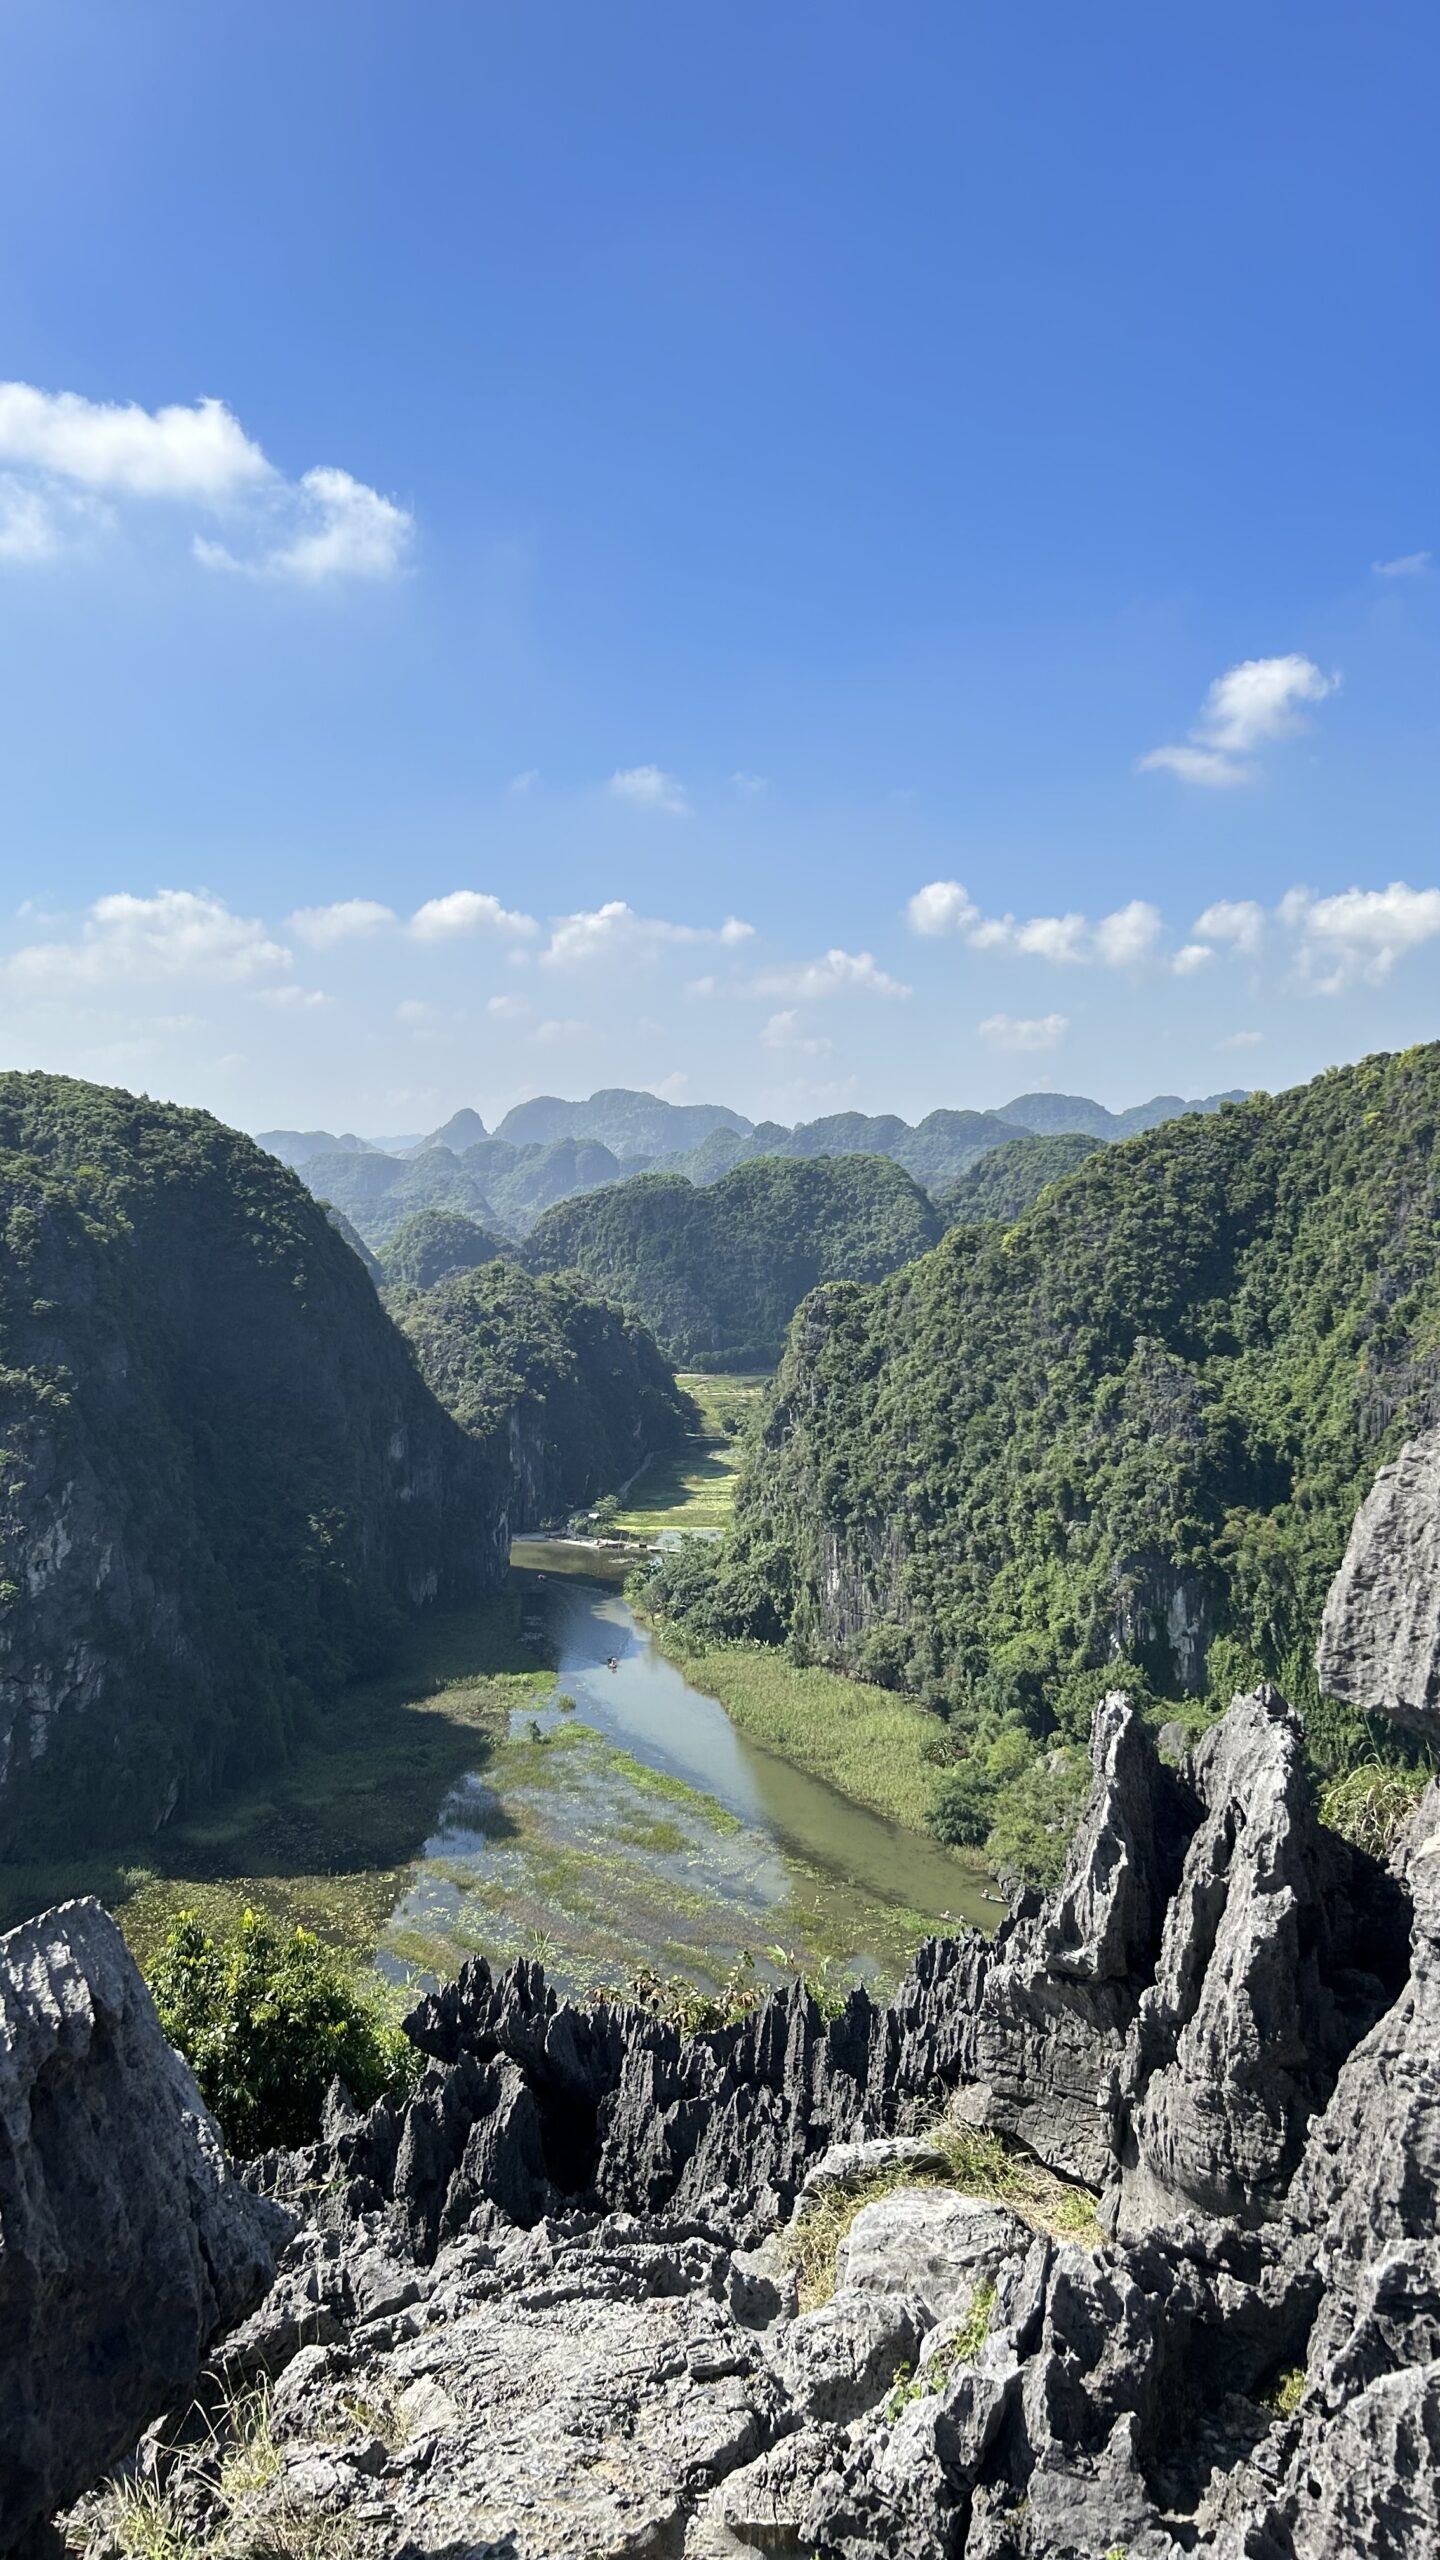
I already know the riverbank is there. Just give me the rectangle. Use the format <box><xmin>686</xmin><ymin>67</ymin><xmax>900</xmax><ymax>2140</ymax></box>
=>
<box><xmin>644</xmin><ymin>1622</ymin><xmax>957</xmax><ymax>1838</ymax></box>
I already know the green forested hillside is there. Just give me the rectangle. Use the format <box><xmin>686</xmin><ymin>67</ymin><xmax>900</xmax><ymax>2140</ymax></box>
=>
<box><xmin>941</xmin><ymin>1132</ymin><xmax>1102</xmax><ymax>1225</ymax></box>
<box><xmin>390</xmin><ymin>1262</ymin><xmax>691</xmax><ymax>1520</ymax></box>
<box><xmin>524</xmin><ymin>1153</ymin><xmax>944</xmax><ymax>1366</ymax></box>
<box><xmin>377</xmin><ymin>1207</ymin><xmax>508</xmax><ymax>1288</ymax></box>
<box><xmin>682</xmin><ymin>1049</ymin><xmax>1440</xmax><ymax>1758</ymax></box>
<box><xmin>0</xmin><ymin>1075</ymin><xmax>495</xmax><ymax>1853</ymax></box>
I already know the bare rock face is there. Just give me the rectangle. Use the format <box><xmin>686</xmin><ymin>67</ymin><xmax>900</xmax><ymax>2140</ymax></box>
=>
<box><xmin>1318</xmin><ymin>1423</ymin><xmax>1440</xmax><ymax>1735</ymax></box>
<box><xmin>1115</xmin><ymin>1687</ymin><xmax>1398</xmax><ymax>2234</ymax></box>
<box><xmin>0</xmin><ymin>1899</ymin><xmax>282</xmax><ymax>2551</ymax></box>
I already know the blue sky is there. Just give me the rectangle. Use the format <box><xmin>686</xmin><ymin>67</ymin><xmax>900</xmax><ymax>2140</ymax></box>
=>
<box><xmin>0</xmin><ymin>0</ymin><xmax>1437</xmax><ymax>1136</ymax></box>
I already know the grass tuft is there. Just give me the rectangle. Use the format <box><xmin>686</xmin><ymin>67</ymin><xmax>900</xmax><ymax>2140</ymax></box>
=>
<box><xmin>1319</xmin><ymin>1759</ymin><xmax>1430</xmax><ymax>1858</ymax></box>
<box><xmin>780</xmin><ymin>2113</ymin><xmax>1101</xmax><ymax>2309</ymax></box>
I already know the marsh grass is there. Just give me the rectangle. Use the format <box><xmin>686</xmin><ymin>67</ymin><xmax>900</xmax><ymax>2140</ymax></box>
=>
<box><xmin>781</xmin><ymin>2115</ymin><xmax>1101</xmax><ymax>2310</ymax></box>
<box><xmin>651</xmin><ymin>1632</ymin><xmax>968</xmax><ymax>1837</ymax></box>
<box><xmin>609</xmin><ymin>1374</ymin><xmax>770</xmax><ymax>1536</ymax></box>
<box><xmin>1</xmin><ymin>1598</ymin><xmax>550</xmax><ymax>1958</ymax></box>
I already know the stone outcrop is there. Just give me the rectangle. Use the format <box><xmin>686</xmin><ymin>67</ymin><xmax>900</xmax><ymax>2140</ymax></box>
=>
<box><xmin>11</xmin><ymin>1661</ymin><xmax>1439</xmax><ymax>2552</ymax></box>
<box><xmin>0</xmin><ymin>1900</ymin><xmax>282</xmax><ymax>2551</ymax></box>
<box><xmin>1317</xmin><ymin>1421</ymin><xmax>1440</xmax><ymax>1736</ymax></box>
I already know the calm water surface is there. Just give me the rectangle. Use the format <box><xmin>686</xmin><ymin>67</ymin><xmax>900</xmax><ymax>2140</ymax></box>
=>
<box><xmin>378</xmin><ymin>1541</ymin><xmax>992</xmax><ymax>2001</ymax></box>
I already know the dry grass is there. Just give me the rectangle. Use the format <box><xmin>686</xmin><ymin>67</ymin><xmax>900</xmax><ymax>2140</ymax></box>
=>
<box><xmin>780</xmin><ymin>2113</ymin><xmax>1101</xmax><ymax>2310</ymax></box>
<box><xmin>103</xmin><ymin>2382</ymin><xmax>360</xmax><ymax>2560</ymax></box>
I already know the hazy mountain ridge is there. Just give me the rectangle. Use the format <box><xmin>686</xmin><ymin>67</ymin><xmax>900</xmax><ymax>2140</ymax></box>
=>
<box><xmin>274</xmin><ymin>1083</ymin><xmax>1247</xmax><ymax>1248</ymax></box>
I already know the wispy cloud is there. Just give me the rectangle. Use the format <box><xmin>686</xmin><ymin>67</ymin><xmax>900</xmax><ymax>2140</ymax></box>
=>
<box><xmin>0</xmin><ymin>381</ymin><xmax>412</xmax><ymax>583</ymax></box>
<box><xmin>1221</xmin><ymin>1029</ymin><xmax>1264</xmax><ymax>1049</ymax></box>
<box><xmin>978</xmin><ymin>1011</ymin><xmax>1068</xmax><ymax>1053</ymax></box>
<box><xmin>759</xmin><ymin>1008</ymin><xmax>833</xmax><ymax>1057</ymax></box>
<box><xmin>1372</xmin><ymin>550</ymin><xmax>1430</xmax><ymax>578</ymax></box>
<box><xmin>1139</xmin><ymin>653</ymin><xmax>1339</xmax><ymax>788</ymax></box>
<box><xmin>607</xmin><ymin>764</ymin><xmax>690</xmax><ymax>815</ymax></box>
<box><xmin>731</xmin><ymin>770</ymin><xmax>768</xmax><ymax>795</ymax></box>
<box><xmin>750</xmin><ymin>948</ymin><xmax>910</xmax><ymax>1002</ymax></box>
<box><xmin>541</xmin><ymin>901</ymin><xmax>752</xmax><ymax>968</ymax></box>
<box><xmin>289</xmin><ymin>898</ymin><xmax>397</xmax><ymax>947</ymax></box>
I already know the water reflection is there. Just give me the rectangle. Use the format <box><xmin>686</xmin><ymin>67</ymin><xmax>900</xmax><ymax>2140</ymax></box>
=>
<box><xmin>379</xmin><ymin>1543</ymin><xmax>991</xmax><ymax>2000</ymax></box>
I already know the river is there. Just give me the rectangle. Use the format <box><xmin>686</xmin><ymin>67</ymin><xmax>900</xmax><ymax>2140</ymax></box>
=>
<box><xmin>377</xmin><ymin>1541</ymin><xmax>992</xmax><ymax>2004</ymax></box>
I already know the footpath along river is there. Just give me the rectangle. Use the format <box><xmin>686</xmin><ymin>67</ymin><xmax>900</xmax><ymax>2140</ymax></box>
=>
<box><xmin>377</xmin><ymin>1539</ymin><xmax>992</xmax><ymax>2003</ymax></box>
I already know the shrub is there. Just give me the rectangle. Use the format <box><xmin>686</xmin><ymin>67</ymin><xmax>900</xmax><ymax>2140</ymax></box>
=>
<box><xmin>147</xmin><ymin>1907</ymin><xmax>415</xmax><ymax>2154</ymax></box>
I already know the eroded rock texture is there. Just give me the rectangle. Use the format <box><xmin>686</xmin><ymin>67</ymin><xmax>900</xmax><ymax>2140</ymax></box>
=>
<box><xmin>18</xmin><ymin>1671</ymin><xmax>1440</xmax><ymax>2557</ymax></box>
<box><xmin>1318</xmin><ymin>1420</ymin><xmax>1440</xmax><ymax>1736</ymax></box>
<box><xmin>0</xmin><ymin>1899</ymin><xmax>281</xmax><ymax>2551</ymax></box>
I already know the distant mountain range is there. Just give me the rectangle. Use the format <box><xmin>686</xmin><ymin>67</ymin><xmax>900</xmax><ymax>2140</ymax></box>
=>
<box><xmin>260</xmin><ymin>1082</ymin><xmax>1248</xmax><ymax>1249</ymax></box>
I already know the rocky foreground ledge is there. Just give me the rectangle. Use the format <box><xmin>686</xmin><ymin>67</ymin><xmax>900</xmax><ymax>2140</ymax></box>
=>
<box><xmin>2</xmin><ymin>1661</ymin><xmax>1437</xmax><ymax>2559</ymax></box>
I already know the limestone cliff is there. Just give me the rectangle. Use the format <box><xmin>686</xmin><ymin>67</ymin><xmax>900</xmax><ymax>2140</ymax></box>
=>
<box><xmin>0</xmin><ymin>1075</ymin><xmax>503</xmax><ymax>1851</ymax></box>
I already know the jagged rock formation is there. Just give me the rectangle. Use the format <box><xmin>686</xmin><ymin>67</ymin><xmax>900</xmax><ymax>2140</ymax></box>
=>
<box><xmin>0</xmin><ymin>1901</ymin><xmax>282</xmax><ymax>2552</ymax></box>
<box><xmin>41</xmin><ymin>1678</ymin><xmax>1424</xmax><ymax>2557</ymax></box>
<box><xmin>1318</xmin><ymin>1419</ymin><xmax>1440</xmax><ymax>1737</ymax></box>
<box><xmin>8</xmin><ymin>1661</ymin><xmax>1433</xmax><ymax>2550</ymax></box>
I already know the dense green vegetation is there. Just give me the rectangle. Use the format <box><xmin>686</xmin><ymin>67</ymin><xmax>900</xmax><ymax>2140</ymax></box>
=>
<box><xmin>526</xmin><ymin>1153</ymin><xmax>943</xmax><ymax>1366</ymax></box>
<box><xmin>493</xmin><ymin>1087</ymin><xmax>747</xmax><ymax>1155</ymax></box>
<box><xmin>658</xmin><ymin>1048</ymin><xmax>1440</xmax><ymax>1872</ymax></box>
<box><xmin>376</xmin><ymin>1206</ymin><xmax>507</xmax><ymax>1288</ymax></box>
<box><xmin>941</xmin><ymin>1132</ymin><xmax>1102</xmax><ymax>1225</ymax></box>
<box><xmin>390</xmin><ymin>1260</ymin><xmax>692</xmax><ymax>1519</ymax></box>
<box><xmin>457</xmin><ymin>1135</ymin><xmax>633</xmax><ymax>1233</ymax></box>
<box><xmin>320</xmin><ymin>1200</ymin><xmax>383</xmax><ymax>1276</ymax></box>
<box><xmin>0</xmin><ymin>1074</ymin><xmax>493</xmax><ymax>1854</ymax></box>
<box><xmin>147</xmin><ymin>1906</ymin><xmax>414</xmax><ymax>2152</ymax></box>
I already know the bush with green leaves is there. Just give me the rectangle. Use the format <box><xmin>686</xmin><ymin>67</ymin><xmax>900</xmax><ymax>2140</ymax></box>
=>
<box><xmin>147</xmin><ymin>1907</ymin><xmax>415</xmax><ymax>2155</ymax></box>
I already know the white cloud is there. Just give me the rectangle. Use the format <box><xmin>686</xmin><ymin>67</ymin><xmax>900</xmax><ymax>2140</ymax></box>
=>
<box><xmin>0</xmin><ymin>382</ymin><xmax>269</xmax><ymax>497</ymax></box>
<box><xmin>906</xmin><ymin>880</ymin><xmax>979</xmax><ymax>938</ymax></box>
<box><xmin>1</xmin><ymin>890</ymin><xmax>291</xmax><ymax>994</ymax></box>
<box><xmin>1172</xmin><ymin>943</ymin><xmax>1213</xmax><ymax>976</ymax></box>
<box><xmin>1286</xmin><ymin>881</ymin><xmax>1440</xmax><ymax>989</ymax></box>
<box><xmin>978</xmin><ymin>1011</ymin><xmax>1069</xmax><ymax>1053</ymax></box>
<box><xmin>1136</xmin><ymin>743</ymin><xmax>1250</xmax><ymax>790</ymax></box>
<box><xmin>731</xmin><ymin>770</ymin><xmax>768</xmax><ymax>795</ymax></box>
<box><xmin>195</xmin><ymin>466</ymin><xmax>411</xmax><ymax>584</ymax></box>
<box><xmin>289</xmin><ymin>898</ymin><xmax>397</xmax><ymax>947</ymax></box>
<box><xmin>907</xmin><ymin>881</ymin><xmax>1163</xmax><ymax>969</ymax></box>
<box><xmin>607</xmin><ymin>764</ymin><xmax>690</xmax><ymax>815</ymax></box>
<box><xmin>750</xmin><ymin>948</ymin><xmax>910</xmax><ymax>1002</ymax></box>
<box><xmin>970</xmin><ymin>911</ymin><xmax>1090</xmax><ymax>963</ymax></box>
<box><xmin>485</xmin><ymin>993</ymin><xmax>531</xmax><ymax>1021</ymax></box>
<box><xmin>0</xmin><ymin>476</ymin><xmax>64</xmax><ymax>562</ymax></box>
<box><xmin>254</xmin><ymin>983</ymin><xmax>329</xmax><ymax>1010</ymax></box>
<box><xmin>1221</xmin><ymin>1030</ymin><xmax>1264</xmax><ymax>1049</ymax></box>
<box><xmin>534</xmin><ymin>1016</ymin><xmax>588</xmax><ymax>1044</ymax></box>
<box><xmin>0</xmin><ymin>380</ymin><xmax>411</xmax><ymax>584</ymax></box>
<box><xmin>410</xmin><ymin>891</ymin><xmax>538</xmax><ymax>942</ymax></box>
<box><xmin>1373</xmin><ymin>550</ymin><xmax>1430</xmax><ymax>577</ymax></box>
<box><xmin>1139</xmin><ymin>654</ymin><xmax>1338</xmax><ymax>788</ymax></box>
<box><xmin>1193</xmin><ymin>898</ymin><xmax>1266</xmax><ymax>956</ymax></box>
<box><xmin>759</xmin><ymin>1008</ymin><xmax>833</xmax><ymax>1057</ymax></box>
<box><xmin>541</xmin><ymin>902</ymin><xmax>754</xmax><ymax>969</ymax></box>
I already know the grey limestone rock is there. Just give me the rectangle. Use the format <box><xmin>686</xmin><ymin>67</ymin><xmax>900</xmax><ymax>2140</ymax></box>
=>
<box><xmin>1317</xmin><ymin>1423</ymin><xmax>1440</xmax><ymax>1735</ymax></box>
<box><xmin>0</xmin><ymin>1898</ymin><xmax>281</xmax><ymax>2552</ymax></box>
